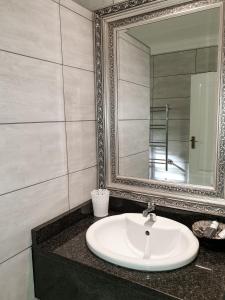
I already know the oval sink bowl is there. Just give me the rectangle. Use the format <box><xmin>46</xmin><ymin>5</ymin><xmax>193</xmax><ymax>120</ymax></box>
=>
<box><xmin>86</xmin><ymin>214</ymin><xmax>199</xmax><ymax>271</ymax></box>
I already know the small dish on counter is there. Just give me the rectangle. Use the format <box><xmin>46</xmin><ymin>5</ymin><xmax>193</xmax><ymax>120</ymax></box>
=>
<box><xmin>192</xmin><ymin>220</ymin><xmax>225</xmax><ymax>250</ymax></box>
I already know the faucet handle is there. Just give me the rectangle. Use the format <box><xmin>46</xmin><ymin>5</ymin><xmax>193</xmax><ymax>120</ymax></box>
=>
<box><xmin>147</xmin><ymin>201</ymin><xmax>155</xmax><ymax>210</ymax></box>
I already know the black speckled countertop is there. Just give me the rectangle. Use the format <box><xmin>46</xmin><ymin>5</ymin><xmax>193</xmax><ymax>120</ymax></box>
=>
<box><xmin>32</xmin><ymin>198</ymin><xmax>225</xmax><ymax>300</ymax></box>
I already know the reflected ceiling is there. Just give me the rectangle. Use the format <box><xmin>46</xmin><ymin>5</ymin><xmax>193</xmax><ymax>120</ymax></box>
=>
<box><xmin>72</xmin><ymin>0</ymin><xmax>123</xmax><ymax>11</ymax></box>
<box><xmin>128</xmin><ymin>8</ymin><xmax>220</xmax><ymax>54</ymax></box>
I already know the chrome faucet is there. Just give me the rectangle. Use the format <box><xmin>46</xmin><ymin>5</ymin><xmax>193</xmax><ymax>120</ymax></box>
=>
<box><xmin>143</xmin><ymin>202</ymin><xmax>157</xmax><ymax>224</ymax></box>
<box><xmin>142</xmin><ymin>202</ymin><xmax>155</xmax><ymax>217</ymax></box>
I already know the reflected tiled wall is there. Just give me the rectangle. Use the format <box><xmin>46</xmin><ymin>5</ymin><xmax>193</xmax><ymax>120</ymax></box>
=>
<box><xmin>150</xmin><ymin>46</ymin><xmax>218</xmax><ymax>182</ymax></box>
<box><xmin>0</xmin><ymin>0</ymin><xmax>96</xmax><ymax>299</ymax></box>
<box><xmin>118</xmin><ymin>32</ymin><xmax>150</xmax><ymax>179</ymax></box>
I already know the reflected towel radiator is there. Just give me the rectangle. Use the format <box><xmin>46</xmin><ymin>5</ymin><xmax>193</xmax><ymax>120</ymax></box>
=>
<box><xmin>149</xmin><ymin>104</ymin><xmax>169</xmax><ymax>171</ymax></box>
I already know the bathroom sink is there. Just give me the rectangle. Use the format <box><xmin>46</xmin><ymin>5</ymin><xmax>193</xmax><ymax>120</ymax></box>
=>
<box><xmin>86</xmin><ymin>214</ymin><xmax>199</xmax><ymax>271</ymax></box>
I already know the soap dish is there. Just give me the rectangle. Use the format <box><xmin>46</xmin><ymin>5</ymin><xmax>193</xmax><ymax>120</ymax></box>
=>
<box><xmin>192</xmin><ymin>220</ymin><xmax>225</xmax><ymax>250</ymax></box>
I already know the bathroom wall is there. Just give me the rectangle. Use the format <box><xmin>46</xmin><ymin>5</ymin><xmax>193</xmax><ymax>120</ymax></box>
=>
<box><xmin>150</xmin><ymin>46</ymin><xmax>218</xmax><ymax>181</ymax></box>
<box><xmin>118</xmin><ymin>32</ymin><xmax>150</xmax><ymax>179</ymax></box>
<box><xmin>0</xmin><ymin>0</ymin><xmax>96</xmax><ymax>299</ymax></box>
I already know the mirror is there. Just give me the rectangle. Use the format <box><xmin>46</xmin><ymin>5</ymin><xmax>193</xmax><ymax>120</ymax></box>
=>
<box><xmin>95</xmin><ymin>0</ymin><xmax>225</xmax><ymax>214</ymax></box>
<box><xmin>117</xmin><ymin>7</ymin><xmax>221</xmax><ymax>187</ymax></box>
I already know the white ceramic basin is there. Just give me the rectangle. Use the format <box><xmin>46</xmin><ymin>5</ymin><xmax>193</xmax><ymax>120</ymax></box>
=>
<box><xmin>86</xmin><ymin>213</ymin><xmax>199</xmax><ymax>271</ymax></box>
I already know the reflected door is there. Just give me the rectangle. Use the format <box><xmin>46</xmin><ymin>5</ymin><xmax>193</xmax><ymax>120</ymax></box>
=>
<box><xmin>189</xmin><ymin>72</ymin><xmax>218</xmax><ymax>186</ymax></box>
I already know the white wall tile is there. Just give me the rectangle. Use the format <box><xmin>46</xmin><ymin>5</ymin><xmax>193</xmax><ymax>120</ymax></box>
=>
<box><xmin>118</xmin><ymin>80</ymin><xmax>150</xmax><ymax>120</ymax></box>
<box><xmin>61</xmin><ymin>6</ymin><xmax>94</xmax><ymax>70</ymax></box>
<box><xmin>64</xmin><ymin>66</ymin><xmax>95</xmax><ymax>121</ymax></box>
<box><xmin>67</xmin><ymin>121</ymin><xmax>96</xmax><ymax>172</ymax></box>
<box><xmin>118</xmin><ymin>31</ymin><xmax>150</xmax><ymax>54</ymax></box>
<box><xmin>0</xmin><ymin>0</ymin><xmax>62</xmax><ymax>63</ymax></box>
<box><xmin>0</xmin><ymin>51</ymin><xmax>64</xmax><ymax>123</ymax></box>
<box><xmin>118</xmin><ymin>120</ymin><xmax>149</xmax><ymax>157</ymax></box>
<box><xmin>69</xmin><ymin>166</ymin><xmax>96</xmax><ymax>208</ymax></box>
<box><xmin>152</xmin><ymin>119</ymin><xmax>190</xmax><ymax>142</ymax></box>
<box><xmin>60</xmin><ymin>0</ymin><xmax>93</xmax><ymax>20</ymax></box>
<box><xmin>0</xmin><ymin>249</ymin><xmax>35</xmax><ymax>300</ymax></box>
<box><xmin>119</xmin><ymin>151</ymin><xmax>149</xmax><ymax>179</ymax></box>
<box><xmin>0</xmin><ymin>123</ymin><xmax>67</xmax><ymax>194</ymax></box>
<box><xmin>0</xmin><ymin>1</ymin><xmax>96</xmax><ymax>299</ymax></box>
<box><xmin>0</xmin><ymin>176</ymin><xmax>68</xmax><ymax>263</ymax></box>
<box><xmin>118</xmin><ymin>37</ymin><xmax>150</xmax><ymax>87</ymax></box>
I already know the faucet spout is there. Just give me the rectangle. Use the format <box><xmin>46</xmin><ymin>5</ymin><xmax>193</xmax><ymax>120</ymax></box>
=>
<box><xmin>149</xmin><ymin>212</ymin><xmax>157</xmax><ymax>223</ymax></box>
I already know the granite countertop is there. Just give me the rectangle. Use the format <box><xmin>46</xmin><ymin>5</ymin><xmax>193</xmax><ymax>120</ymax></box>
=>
<box><xmin>38</xmin><ymin>214</ymin><xmax>225</xmax><ymax>300</ymax></box>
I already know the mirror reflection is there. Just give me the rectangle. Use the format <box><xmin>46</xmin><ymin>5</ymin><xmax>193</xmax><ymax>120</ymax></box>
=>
<box><xmin>117</xmin><ymin>7</ymin><xmax>220</xmax><ymax>187</ymax></box>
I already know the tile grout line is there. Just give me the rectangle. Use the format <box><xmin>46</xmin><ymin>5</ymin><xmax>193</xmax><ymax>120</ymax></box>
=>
<box><xmin>0</xmin><ymin>48</ymin><xmax>94</xmax><ymax>73</ymax></box>
<box><xmin>43</xmin><ymin>0</ymin><xmax>93</xmax><ymax>23</ymax></box>
<box><xmin>60</xmin><ymin>3</ymin><xmax>93</xmax><ymax>23</ymax></box>
<box><xmin>119</xmin><ymin>150</ymin><xmax>149</xmax><ymax>159</ymax></box>
<box><xmin>59</xmin><ymin>4</ymin><xmax>71</xmax><ymax>211</ymax></box>
<box><xmin>119</xmin><ymin>36</ymin><xmax>150</xmax><ymax>55</ymax></box>
<box><xmin>0</xmin><ymin>174</ymin><xmax>68</xmax><ymax>198</ymax></box>
<box><xmin>119</xmin><ymin>78</ymin><xmax>150</xmax><ymax>88</ymax></box>
<box><xmin>69</xmin><ymin>164</ymin><xmax>97</xmax><ymax>176</ymax></box>
<box><xmin>0</xmin><ymin>120</ymin><xmax>97</xmax><ymax>125</ymax></box>
<box><xmin>64</xmin><ymin>63</ymin><xmax>94</xmax><ymax>73</ymax></box>
<box><xmin>0</xmin><ymin>163</ymin><xmax>98</xmax><ymax>199</ymax></box>
<box><xmin>118</xmin><ymin>119</ymin><xmax>150</xmax><ymax>121</ymax></box>
<box><xmin>0</xmin><ymin>246</ymin><xmax>31</xmax><ymax>266</ymax></box>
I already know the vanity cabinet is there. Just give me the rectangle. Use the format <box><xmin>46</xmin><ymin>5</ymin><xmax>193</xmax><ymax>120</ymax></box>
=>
<box><xmin>32</xmin><ymin>199</ymin><xmax>225</xmax><ymax>300</ymax></box>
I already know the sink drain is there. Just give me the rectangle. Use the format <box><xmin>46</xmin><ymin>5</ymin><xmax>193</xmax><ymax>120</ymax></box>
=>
<box><xmin>145</xmin><ymin>230</ymin><xmax>150</xmax><ymax>236</ymax></box>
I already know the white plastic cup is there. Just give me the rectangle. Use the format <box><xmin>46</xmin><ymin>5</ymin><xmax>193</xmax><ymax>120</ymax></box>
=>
<box><xmin>91</xmin><ymin>189</ymin><xmax>110</xmax><ymax>217</ymax></box>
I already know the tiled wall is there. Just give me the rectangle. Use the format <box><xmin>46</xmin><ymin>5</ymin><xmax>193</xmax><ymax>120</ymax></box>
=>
<box><xmin>118</xmin><ymin>32</ymin><xmax>150</xmax><ymax>179</ymax></box>
<box><xmin>0</xmin><ymin>0</ymin><xmax>96</xmax><ymax>299</ymax></box>
<box><xmin>150</xmin><ymin>46</ymin><xmax>217</xmax><ymax>181</ymax></box>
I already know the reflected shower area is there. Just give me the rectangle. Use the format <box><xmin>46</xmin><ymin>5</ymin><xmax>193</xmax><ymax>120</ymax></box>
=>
<box><xmin>117</xmin><ymin>7</ymin><xmax>220</xmax><ymax>186</ymax></box>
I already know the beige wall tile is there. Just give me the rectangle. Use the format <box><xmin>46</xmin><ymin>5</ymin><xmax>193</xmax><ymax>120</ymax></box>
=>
<box><xmin>118</xmin><ymin>120</ymin><xmax>149</xmax><ymax>157</ymax></box>
<box><xmin>153</xmin><ymin>75</ymin><xmax>191</xmax><ymax>99</ymax></box>
<box><xmin>64</xmin><ymin>66</ymin><xmax>95</xmax><ymax>121</ymax></box>
<box><xmin>0</xmin><ymin>51</ymin><xmax>64</xmax><ymax>123</ymax></box>
<box><xmin>118</xmin><ymin>37</ymin><xmax>150</xmax><ymax>87</ymax></box>
<box><xmin>153</xmin><ymin>50</ymin><xmax>196</xmax><ymax>77</ymax></box>
<box><xmin>0</xmin><ymin>176</ymin><xmax>68</xmax><ymax>263</ymax></box>
<box><xmin>151</xmin><ymin>141</ymin><xmax>189</xmax><ymax>163</ymax></box>
<box><xmin>150</xmin><ymin>162</ymin><xmax>188</xmax><ymax>183</ymax></box>
<box><xmin>118</xmin><ymin>80</ymin><xmax>150</xmax><ymax>120</ymax></box>
<box><xmin>151</xmin><ymin>119</ymin><xmax>190</xmax><ymax>142</ymax></box>
<box><xmin>0</xmin><ymin>0</ymin><xmax>61</xmax><ymax>63</ymax></box>
<box><xmin>60</xmin><ymin>0</ymin><xmax>93</xmax><ymax>20</ymax></box>
<box><xmin>60</xmin><ymin>6</ymin><xmax>94</xmax><ymax>70</ymax></box>
<box><xmin>0</xmin><ymin>123</ymin><xmax>67</xmax><ymax>194</ymax></box>
<box><xmin>152</xmin><ymin>98</ymin><xmax>190</xmax><ymax>120</ymax></box>
<box><xmin>196</xmin><ymin>46</ymin><xmax>218</xmax><ymax>73</ymax></box>
<box><xmin>0</xmin><ymin>249</ymin><xmax>35</xmax><ymax>300</ymax></box>
<box><xmin>118</xmin><ymin>32</ymin><xmax>150</xmax><ymax>54</ymax></box>
<box><xmin>69</xmin><ymin>166</ymin><xmax>97</xmax><ymax>208</ymax></box>
<box><xmin>67</xmin><ymin>121</ymin><xmax>96</xmax><ymax>172</ymax></box>
<box><xmin>119</xmin><ymin>151</ymin><xmax>149</xmax><ymax>179</ymax></box>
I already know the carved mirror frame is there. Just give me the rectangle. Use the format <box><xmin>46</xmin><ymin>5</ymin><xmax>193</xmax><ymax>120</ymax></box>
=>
<box><xmin>94</xmin><ymin>0</ymin><xmax>225</xmax><ymax>216</ymax></box>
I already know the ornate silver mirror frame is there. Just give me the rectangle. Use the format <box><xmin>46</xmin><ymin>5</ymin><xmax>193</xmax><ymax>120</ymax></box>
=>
<box><xmin>94</xmin><ymin>0</ymin><xmax>225</xmax><ymax>216</ymax></box>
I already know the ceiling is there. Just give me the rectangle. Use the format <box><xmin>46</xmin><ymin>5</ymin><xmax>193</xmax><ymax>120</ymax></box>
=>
<box><xmin>72</xmin><ymin>0</ymin><xmax>123</xmax><ymax>11</ymax></box>
<box><xmin>128</xmin><ymin>7</ymin><xmax>220</xmax><ymax>54</ymax></box>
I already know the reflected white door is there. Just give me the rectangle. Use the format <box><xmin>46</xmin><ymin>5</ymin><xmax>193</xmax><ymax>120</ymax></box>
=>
<box><xmin>189</xmin><ymin>72</ymin><xmax>218</xmax><ymax>186</ymax></box>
